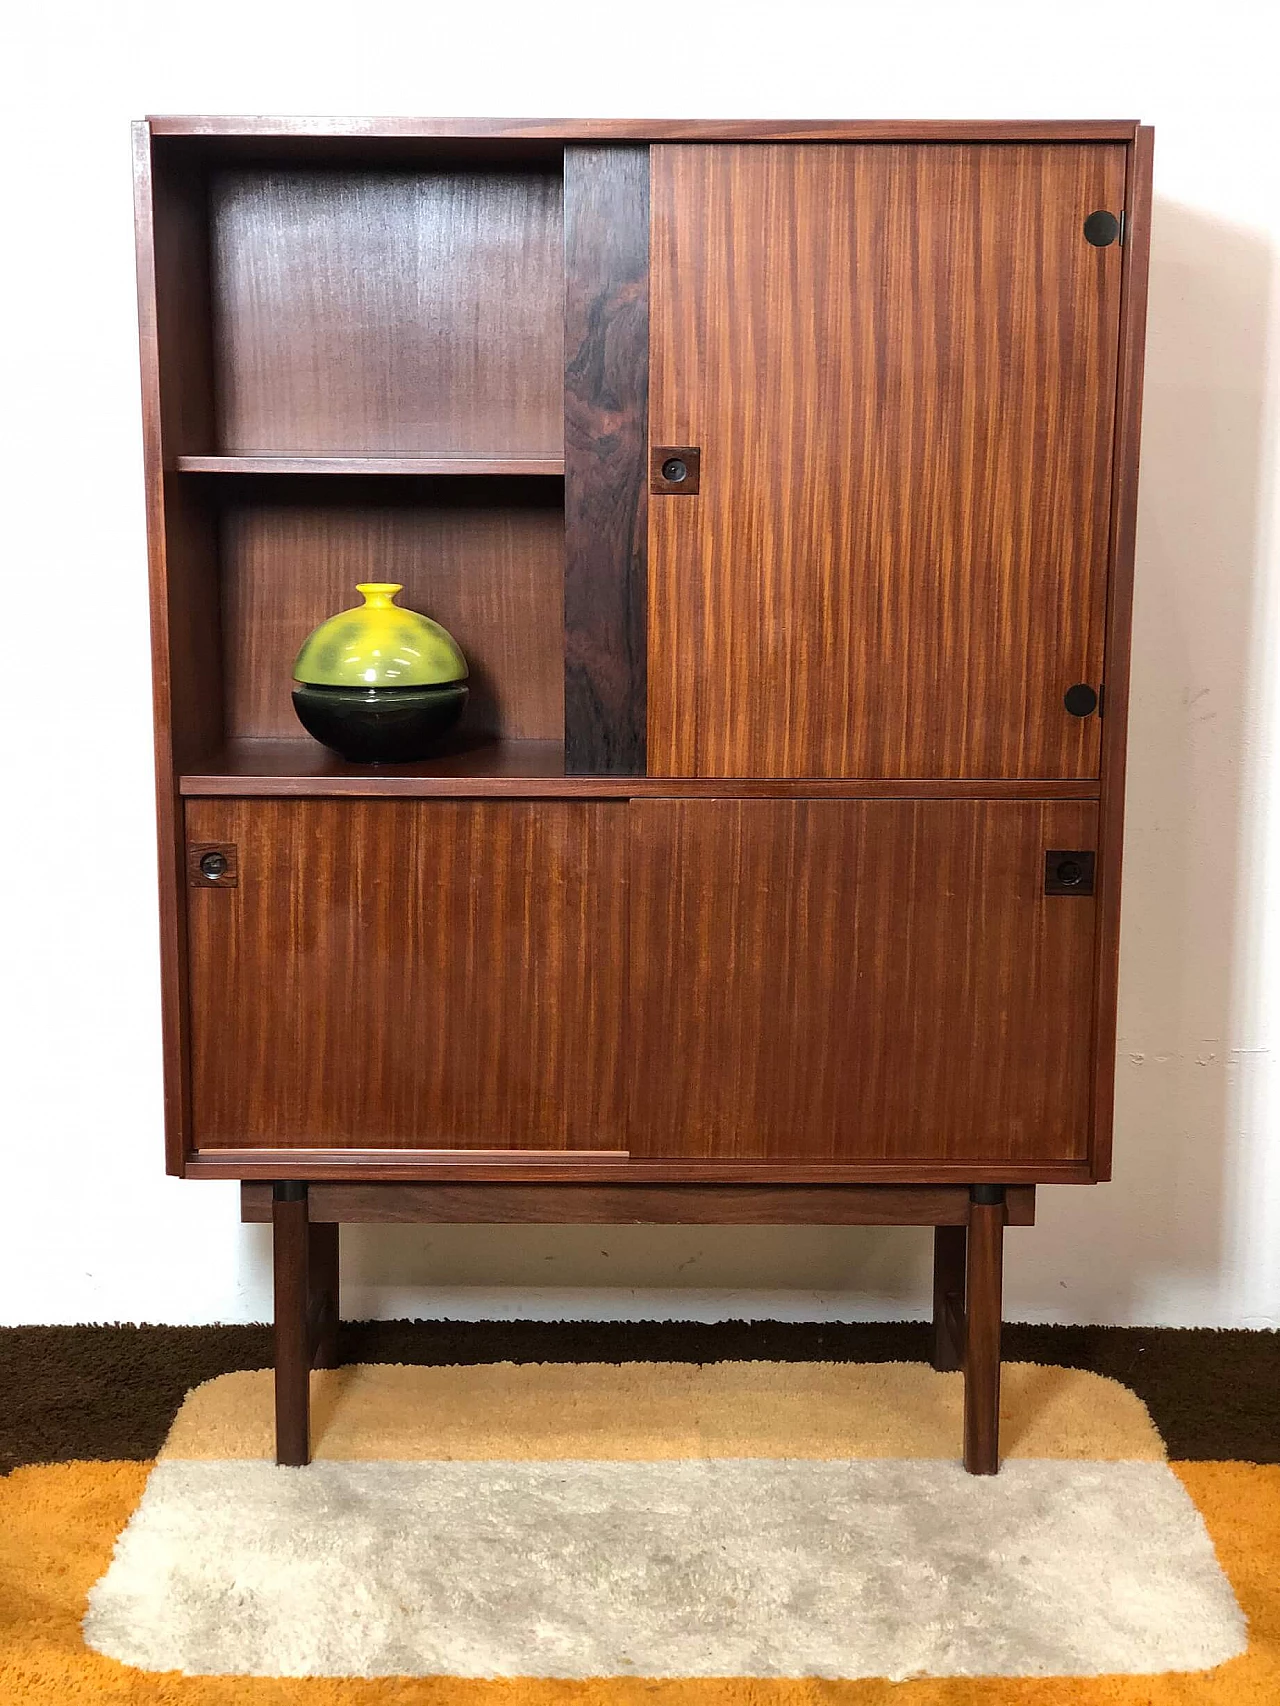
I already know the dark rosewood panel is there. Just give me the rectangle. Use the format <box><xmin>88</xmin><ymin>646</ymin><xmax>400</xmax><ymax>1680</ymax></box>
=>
<box><xmin>218</xmin><ymin>484</ymin><xmax>564</xmax><ymax>743</ymax></box>
<box><xmin>185</xmin><ymin>799</ymin><xmax>627</xmax><ymax>1149</ymax></box>
<box><xmin>648</xmin><ymin>142</ymin><xmax>1127</xmax><ymax>779</ymax></box>
<box><xmin>629</xmin><ymin>799</ymin><xmax>1099</xmax><ymax>1164</ymax></box>
<box><xmin>209</xmin><ymin>169</ymin><xmax>564</xmax><ymax>455</ymax></box>
<box><xmin>240</xmin><ymin>1181</ymin><xmax>1036</xmax><ymax>1225</ymax></box>
<box><xmin>563</xmin><ymin>145</ymin><xmax>649</xmax><ymax>774</ymax></box>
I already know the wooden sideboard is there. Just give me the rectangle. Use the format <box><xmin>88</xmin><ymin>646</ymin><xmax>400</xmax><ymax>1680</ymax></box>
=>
<box><xmin>134</xmin><ymin>117</ymin><xmax>1153</xmax><ymax>1471</ymax></box>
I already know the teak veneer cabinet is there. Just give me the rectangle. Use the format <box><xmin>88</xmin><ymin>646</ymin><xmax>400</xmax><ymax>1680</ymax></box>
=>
<box><xmin>134</xmin><ymin>116</ymin><xmax>1153</xmax><ymax>1472</ymax></box>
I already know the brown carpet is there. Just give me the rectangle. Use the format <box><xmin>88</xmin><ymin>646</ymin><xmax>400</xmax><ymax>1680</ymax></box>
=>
<box><xmin>2</xmin><ymin>1320</ymin><xmax>1278</xmax><ymax>1471</ymax></box>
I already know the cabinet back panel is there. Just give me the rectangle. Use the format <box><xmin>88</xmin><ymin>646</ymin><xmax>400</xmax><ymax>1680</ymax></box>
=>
<box><xmin>186</xmin><ymin>800</ymin><xmax>627</xmax><ymax>1148</ymax></box>
<box><xmin>210</xmin><ymin>170</ymin><xmax>564</xmax><ymax>454</ymax></box>
<box><xmin>629</xmin><ymin>799</ymin><xmax>1098</xmax><ymax>1164</ymax></box>
<box><xmin>220</xmin><ymin>488</ymin><xmax>564</xmax><ymax>742</ymax></box>
<box><xmin>648</xmin><ymin>143</ymin><xmax>1126</xmax><ymax>778</ymax></box>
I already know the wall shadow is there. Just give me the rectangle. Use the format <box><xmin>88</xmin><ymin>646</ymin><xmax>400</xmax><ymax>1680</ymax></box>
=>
<box><xmin>1014</xmin><ymin>197</ymin><xmax>1275</xmax><ymax>1324</ymax></box>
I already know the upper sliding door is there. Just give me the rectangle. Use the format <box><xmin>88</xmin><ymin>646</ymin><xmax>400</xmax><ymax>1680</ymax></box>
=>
<box><xmin>647</xmin><ymin>143</ymin><xmax>1127</xmax><ymax>778</ymax></box>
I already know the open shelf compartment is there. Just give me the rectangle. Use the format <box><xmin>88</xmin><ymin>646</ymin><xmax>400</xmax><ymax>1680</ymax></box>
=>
<box><xmin>145</xmin><ymin>133</ymin><xmax>571</xmax><ymax>782</ymax></box>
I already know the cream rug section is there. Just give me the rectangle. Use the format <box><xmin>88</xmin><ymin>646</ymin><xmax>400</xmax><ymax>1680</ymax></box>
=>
<box><xmin>83</xmin><ymin>1456</ymin><xmax>1245</xmax><ymax>1680</ymax></box>
<box><xmin>160</xmin><ymin>1360</ymin><xmax>1164</xmax><ymax>1462</ymax></box>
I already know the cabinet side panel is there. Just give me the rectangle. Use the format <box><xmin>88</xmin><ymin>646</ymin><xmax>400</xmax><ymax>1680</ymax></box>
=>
<box><xmin>563</xmin><ymin>145</ymin><xmax>649</xmax><ymax>773</ymax></box>
<box><xmin>1091</xmin><ymin>127</ymin><xmax>1154</xmax><ymax>1179</ymax></box>
<box><xmin>185</xmin><ymin>800</ymin><xmax>627</xmax><ymax>1149</ymax></box>
<box><xmin>648</xmin><ymin>142</ymin><xmax>1127</xmax><ymax>779</ymax></box>
<box><xmin>136</xmin><ymin>127</ymin><xmax>225</xmax><ymax>1171</ymax></box>
<box><xmin>630</xmin><ymin>799</ymin><xmax>1098</xmax><ymax>1163</ymax></box>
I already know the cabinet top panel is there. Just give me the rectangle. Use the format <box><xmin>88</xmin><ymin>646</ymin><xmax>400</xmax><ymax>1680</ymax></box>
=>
<box><xmin>144</xmin><ymin>117</ymin><xmax>1143</xmax><ymax>142</ymax></box>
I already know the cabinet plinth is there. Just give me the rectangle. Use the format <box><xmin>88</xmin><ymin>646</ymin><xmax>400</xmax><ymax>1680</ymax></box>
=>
<box><xmin>136</xmin><ymin>117</ymin><xmax>1152</xmax><ymax>1467</ymax></box>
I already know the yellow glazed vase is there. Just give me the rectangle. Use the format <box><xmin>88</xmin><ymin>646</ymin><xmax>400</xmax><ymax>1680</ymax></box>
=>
<box><xmin>291</xmin><ymin>584</ymin><xmax>469</xmax><ymax>763</ymax></box>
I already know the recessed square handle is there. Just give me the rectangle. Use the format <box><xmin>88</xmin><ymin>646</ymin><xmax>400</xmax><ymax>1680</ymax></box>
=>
<box><xmin>651</xmin><ymin>445</ymin><xmax>701</xmax><ymax>494</ymax></box>
<box><xmin>1044</xmin><ymin>850</ymin><xmax>1095</xmax><ymax>896</ymax></box>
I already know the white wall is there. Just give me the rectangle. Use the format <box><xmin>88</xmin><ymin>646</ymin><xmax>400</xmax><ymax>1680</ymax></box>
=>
<box><xmin>2</xmin><ymin>0</ymin><xmax>1278</xmax><ymax>1328</ymax></box>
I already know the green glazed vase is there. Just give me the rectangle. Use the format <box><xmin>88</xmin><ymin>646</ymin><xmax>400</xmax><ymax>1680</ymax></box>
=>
<box><xmin>292</xmin><ymin>584</ymin><xmax>469</xmax><ymax>763</ymax></box>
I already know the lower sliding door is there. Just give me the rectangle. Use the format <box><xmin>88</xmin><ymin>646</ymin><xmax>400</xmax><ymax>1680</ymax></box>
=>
<box><xmin>184</xmin><ymin>798</ymin><xmax>628</xmax><ymax>1151</ymax></box>
<box><xmin>628</xmin><ymin>798</ymin><xmax>1099</xmax><ymax>1168</ymax></box>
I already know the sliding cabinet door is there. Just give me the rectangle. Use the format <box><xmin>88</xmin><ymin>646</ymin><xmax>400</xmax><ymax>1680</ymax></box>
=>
<box><xmin>647</xmin><ymin>142</ymin><xmax>1127</xmax><ymax>778</ymax></box>
<box><xmin>629</xmin><ymin>799</ymin><xmax>1098</xmax><ymax>1166</ymax></box>
<box><xmin>185</xmin><ymin>799</ymin><xmax>628</xmax><ymax>1151</ymax></box>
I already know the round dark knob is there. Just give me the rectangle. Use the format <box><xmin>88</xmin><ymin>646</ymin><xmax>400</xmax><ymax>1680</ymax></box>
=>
<box><xmin>661</xmin><ymin>457</ymin><xmax>688</xmax><ymax>483</ymax></box>
<box><xmin>1055</xmin><ymin>858</ymin><xmax>1084</xmax><ymax>887</ymax></box>
<box><xmin>1064</xmin><ymin>683</ymin><xmax>1099</xmax><ymax>717</ymax></box>
<box><xmin>199</xmin><ymin>850</ymin><xmax>229</xmax><ymax>880</ymax></box>
<box><xmin>1083</xmin><ymin>210</ymin><xmax>1121</xmax><ymax>247</ymax></box>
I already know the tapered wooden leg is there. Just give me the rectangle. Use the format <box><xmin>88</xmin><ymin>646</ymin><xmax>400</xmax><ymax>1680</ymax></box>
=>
<box><xmin>273</xmin><ymin>1182</ymin><xmax>311</xmax><ymax>1466</ymax></box>
<box><xmin>308</xmin><ymin>1221</ymin><xmax>340</xmax><ymax>1370</ymax></box>
<box><xmin>932</xmin><ymin>1224</ymin><xmax>967</xmax><ymax>1372</ymax></box>
<box><xmin>963</xmin><ymin>1187</ymin><xmax>1006</xmax><ymax>1476</ymax></box>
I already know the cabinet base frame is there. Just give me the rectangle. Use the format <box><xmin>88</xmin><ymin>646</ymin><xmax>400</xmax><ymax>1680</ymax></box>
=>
<box><xmin>253</xmin><ymin>1180</ymin><xmax>1020</xmax><ymax>1472</ymax></box>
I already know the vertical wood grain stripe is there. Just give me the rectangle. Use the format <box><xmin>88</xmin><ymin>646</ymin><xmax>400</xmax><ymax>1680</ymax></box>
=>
<box><xmin>564</xmin><ymin>146</ymin><xmax>650</xmax><ymax>774</ymax></box>
<box><xmin>648</xmin><ymin>143</ymin><xmax>1127</xmax><ymax>780</ymax></box>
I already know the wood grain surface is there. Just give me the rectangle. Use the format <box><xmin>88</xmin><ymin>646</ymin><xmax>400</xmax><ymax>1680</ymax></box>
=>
<box><xmin>271</xmin><ymin>1188</ymin><xmax>311</xmax><ymax>1463</ymax></box>
<box><xmin>219</xmin><ymin>490</ymin><xmax>564</xmax><ymax>742</ymax></box>
<box><xmin>179</xmin><ymin>738</ymin><xmax>1102</xmax><ymax>798</ymax></box>
<box><xmin>239</xmin><ymin>1181</ymin><xmax>1037</xmax><ymax>1225</ymax></box>
<box><xmin>1091</xmin><ymin>125</ymin><xmax>1155</xmax><ymax>1180</ymax></box>
<box><xmin>563</xmin><ymin>145</ymin><xmax>649</xmax><ymax>774</ymax></box>
<box><xmin>964</xmin><ymin>1195</ymin><xmax>1006</xmax><ymax>1473</ymax></box>
<box><xmin>932</xmin><ymin>1225</ymin><xmax>967</xmax><ymax>1372</ymax></box>
<box><xmin>185</xmin><ymin>800</ymin><xmax>627</xmax><ymax>1150</ymax></box>
<box><xmin>177</xmin><ymin>455</ymin><xmax>565</xmax><ymax>475</ymax></box>
<box><xmin>629</xmin><ymin>799</ymin><xmax>1099</xmax><ymax>1164</ymax></box>
<box><xmin>210</xmin><ymin>169</ymin><xmax>563</xmax><ymax>455</ymax></box>
<box><xmin>152</xmin><ymin>117</ymin><xmax>1142</xmax><ymax>142</ymax></box>
<box><xmin>195</xmin><ymin>1149</ymin><xmax>1090</xmax><ymax>1184</ymax></box>
<box><xmin>134</xmin><ymin>124</ymin><xmax>223</xmax><ymax>1172</ymax></box>
<box><xmin>136</xmin><ymin>125</ymin><xmax>1150</xmax><ymax>1194</ymax></box>
<box><xmin>648</xmin><ymin>142</ymin><xmax>1127</xmax><ymax>778</ymax></box>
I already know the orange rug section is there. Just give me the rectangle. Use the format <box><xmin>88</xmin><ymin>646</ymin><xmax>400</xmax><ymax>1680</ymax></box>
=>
<box><xmin>160</xmin><ymin>1361</ymin><xmax>1166</xmax><ymax>1464</ymax></box>
<box><xmin>1</xmin><ymin>1458</ymin><xmax>1276</xmax><ymax>1704</ymax></box>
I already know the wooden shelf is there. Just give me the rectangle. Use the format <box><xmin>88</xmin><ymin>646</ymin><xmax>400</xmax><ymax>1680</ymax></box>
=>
<box><xmin>183</xmin><ymin>737</ymin><xmax>570</xmax><ymax>795</ymax></box>
<box><xmin>174</xmin><ymin>454</ymin><xmax>565</xmax><ymax>476</ymax></box>
<box><xmin>178</xmin><ymin>739</ymin><xmax>1103</xmax><ymax>800</ymax></box>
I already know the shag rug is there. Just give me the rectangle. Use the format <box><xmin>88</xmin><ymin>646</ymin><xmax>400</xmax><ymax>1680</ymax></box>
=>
<box><xmin>6</xmin><ymin>1325</ymin><xmax>1280</xmax><ymax>1702</ymax></box>
<box><xmin>7</xmin><ymin>1351</ymin><xmax>1280</xmax><ymax>1700</ymax></box>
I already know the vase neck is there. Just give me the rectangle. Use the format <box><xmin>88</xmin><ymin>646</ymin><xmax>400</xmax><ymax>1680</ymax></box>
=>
<box><xmin>356</xmin><ymin>582</ymin><xmax>402</xmax><ymax>610</ymax></box>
